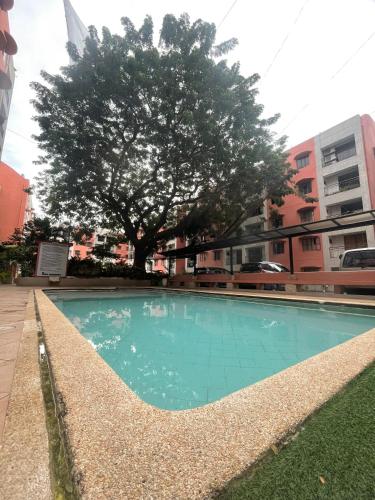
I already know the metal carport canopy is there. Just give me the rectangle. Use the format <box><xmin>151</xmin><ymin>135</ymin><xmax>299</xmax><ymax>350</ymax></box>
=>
<box><xmin>161</xmin><ymin>210</ymin><xmax>375</xmax><ymax>260</ymax></box>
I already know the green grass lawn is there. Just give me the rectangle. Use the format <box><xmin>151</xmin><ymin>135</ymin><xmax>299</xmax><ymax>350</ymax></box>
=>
<box><xmin>217</xmin><ymin>361</ymin><xmax>375</xmax><ymax>500</ymax></box>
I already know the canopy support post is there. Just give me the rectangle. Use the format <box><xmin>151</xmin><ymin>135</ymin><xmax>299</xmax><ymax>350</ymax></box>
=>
<box><xmin>288</xmin><ymin>236</ymin><xmax>294</xmax><ymax>274</ymax></box>
<box><xmin>230</xmin><ymin>247</ymin><xmax>234</xmax><ymax>275</ymax></box>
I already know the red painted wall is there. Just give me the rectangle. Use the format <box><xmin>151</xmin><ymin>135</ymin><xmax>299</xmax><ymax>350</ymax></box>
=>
<box><xmin>197</xmin><ymin>249</ymin><xmax>224</xmax><ymax>268</ymax></box>
<box><xmin>361</xmin><ymin>115</ymin><xmax>375</xmax><ymax>209</ymax></box>
<box><xmin>175</xmin><ymin>237</ymin><xmax>186</xmax><ymax>274</ymax></box>
<box><xmin>0</xmin><ymin>161</ymin><xmax>29</xmax><ymax>242</ymax></box>
<box><xmin>269</xmin><ymin>137</ymin><xmax>324</xmax><ymax>271</ymax></box>
<box><xmin>71</xmin><ymin>242</ymin><xmax>92</xmax><ymax>259</ymax></box>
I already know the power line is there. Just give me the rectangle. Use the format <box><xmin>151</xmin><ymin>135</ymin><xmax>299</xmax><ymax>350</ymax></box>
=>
<box><xmin>330</xmin><ymin>30</ymin><xmax>375</xmax><ymax>80</ymax></box>
<box><xmin>217</xmin><ymin>0</ymin><xmax>239</xmax><ymax>29</ymax></box>
<box><xmin>262</xmin><ymin>0</ymin><xmax>310</xmax><ymax>79</ymax></box>
<box><xmin>281</xmin><ymin>28</ymin><xmax>375</xmax><ymax>133</ymax></box>
<box><xmin>7</xmin><ymin>128</ymin><xmax>38</xmax><ymax>145</ymax></box>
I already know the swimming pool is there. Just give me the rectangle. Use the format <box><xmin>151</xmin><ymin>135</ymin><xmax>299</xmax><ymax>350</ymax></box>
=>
<box><xmin>48</xmin><ymin>290</ymin><xmax>375</xmax><ymax>411</ymax></box>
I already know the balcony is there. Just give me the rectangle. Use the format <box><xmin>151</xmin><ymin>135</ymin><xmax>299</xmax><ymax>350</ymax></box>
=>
<box><xmin>326</xmin><ymin>201</ymin><xmax>363</xmax><ymax>219</ymax></box>
<box><xmin>322</xmin><ymin>138</ymin><xmax>356</xmax><ymax>167</ymax></box>
<box><xmin>324</xmin><ymin>176</ymin><xmax>360</xmax><ymax>196</ymax></box>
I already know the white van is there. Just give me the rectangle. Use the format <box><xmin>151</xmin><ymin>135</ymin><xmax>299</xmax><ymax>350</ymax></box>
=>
<box><xmin>340</xmin><ymin>247</ymin><xmax>375</xmax><ymax>270</ymax></box>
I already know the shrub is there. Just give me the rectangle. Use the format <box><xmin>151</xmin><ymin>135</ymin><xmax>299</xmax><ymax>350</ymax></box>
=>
<box><xmin>67</xmin><ymin>257</ymin><xmax>102</xmax><ymax>277</ymax></box>
<box><xmin>0</xmin><ymin>271</ymin><xmax>11</xmax><ymax>284</ymax></box>
<box><xmin>66</xmin><ymin>257</ymin><xmax>167</xmax><ymax>283</ymax></box>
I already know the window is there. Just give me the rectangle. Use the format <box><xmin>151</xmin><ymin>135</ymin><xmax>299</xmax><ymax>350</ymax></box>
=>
<box><xmin>213</xmin><ymin>250</ymin><xmax>221</xmax><ymax>261</ymax></box>
<box><xmin>272</xmin><ymin>241</ymin><xmax>285</xmax><ymax>254</ymax></box>
<box><xmin>342</xmin><ymin>249</ymin><xmax>375</xmax><ymax>268</ymax></box>
<box><xmin>241</xmin><ymin>263</ymin><xmax>260</xmax><ymax>272</ymax></box>
<box><xmin>299</xmin><ymin>208</ymin><xmax>314</xmax><ymax>223</ymax></box>
<box><xmin>246</xmin><ymin>246</ymin><xmax>264</xmax><ymax>262</ymax></box>
<box><xmin>338</xmin><ymin>169</ymin><xmax>360</xmax><ymax>192</ymax></box>
<box><xmin>301</xmin><ymin>237</ymin><xmax>321</xmax><ymax>251</ymax></box>
<box><xmin>298</xmin><ymin>180</ymin><xmax>312</xmax><ymax>196</ymax></box>
<box><xmin>75</xmin><ymin>250</ymin><xmax>81</xmax><ymax>258</ymax></box>
<box><xmin>344</xmin><ymin>232</ymin><xmax>367</xmax><ymax>250</ymax></box>
<box><xmin>249</xmin><ymin>206</ymin><xmax>263</xmax><ymax>216</ymax></box>
<box><xmin>234</xmin><ymin>249</ymin><xmax>243</xmax><ymax>265</ymax></box>
<box><xmin>270</xmin><ymin>213</ymin><xmax>283</xmax><ymax>228</ymax></box>
<box><xmin>187</xmin><ymin>258</ymin><xmax>195</xmax><ymax>268</ymax></box>
<box><xmin>296</xmin><ymin>154</ymin><xmax>310</xmax><ymax>169</ymax></box>
<box><xmin>322</xmin><ymin>137</ymin><xmax>356</xmax><ymax>166</ymax></box>
<box><xmin>226</xmin><ymin>249</ymin><xmax>244</xmax><ymax>265</ymax></box>
<box><xmin>244</xmin><ymin>223</ymin><xmax>263</xmax><ymax>234</ymax></box>
<box><xmin>200</xmin><ymin>253</ymin><xmax>208</xmax><ymax>262</ymax></box>
<box><xmin>301</xmin><ymin>267</ymin><xmax>320</xmax><ymax>272</ymax></box>
<box><xmin>336</xmin><ymin>140</ymin><xmax>356</xmax><ymax>162</ymax></box>
<box><xmin>341</xmin><ymin>199</ymin><xmax>363</xmax><ymax>216</ymax></box>
<box><xmin>97</xmin><ymin>235</ymin><xmax>105</xmax><ymax>242</ymax></box>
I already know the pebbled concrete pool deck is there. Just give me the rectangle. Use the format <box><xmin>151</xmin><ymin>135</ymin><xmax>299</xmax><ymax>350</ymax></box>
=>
<box><xmin>36</xmin><ymin>288</ymin><xmax>375</xmax><ymax>499</ymax></box>
<box><xmin>166</xmin><ymin>286</ymin><xmax>375</xmax><ymax>307</ymax></box>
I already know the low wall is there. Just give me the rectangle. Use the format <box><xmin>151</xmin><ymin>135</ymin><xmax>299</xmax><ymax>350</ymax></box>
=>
<box><xmin>169</xmin><ymin>270</ymin><xmax>375</xmax><ymax>293</ymax></box>
<box><xmin>15</xmin><ymin>277</ymin><xmax>152</xmax><ymax>287</ymax></box>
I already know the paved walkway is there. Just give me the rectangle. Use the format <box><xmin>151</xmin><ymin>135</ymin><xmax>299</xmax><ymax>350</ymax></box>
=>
<box><xmin>0</xmin><ymin>286</ymin><xmax>51</xmax><ymax>499</ymax></box>
<box><xmin>0</xmin><ymin>286</ymin><xmax>29</xmax><ymax>440</ymax></box>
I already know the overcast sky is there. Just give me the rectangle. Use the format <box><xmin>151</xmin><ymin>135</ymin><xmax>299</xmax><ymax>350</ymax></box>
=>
<box><xmin>4</xmin><ymin>0</ymin><xmax>375</xmax><ymax>213</ymax></box>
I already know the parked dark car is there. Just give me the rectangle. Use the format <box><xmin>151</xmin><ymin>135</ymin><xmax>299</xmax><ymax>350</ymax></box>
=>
<box><xmin>240</xmin><ymin>262</ymin><xmax>289</xmax><ymax>273</ymax></box>
<box><xmin>239</xmin><ymin>261</ymin><xmax>289</xmax><ymax>290</ymax></box>
<box><xmin>194</xmin><ymin>267</ymin><xmax>232</xmax><ymax>276</ymax></box>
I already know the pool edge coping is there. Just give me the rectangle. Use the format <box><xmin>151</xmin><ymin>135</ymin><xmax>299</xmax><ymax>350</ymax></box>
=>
<box><xmin>35</xmin><ymin>288</ymin><xmax>375</xmax><ymax>499</ymax></box>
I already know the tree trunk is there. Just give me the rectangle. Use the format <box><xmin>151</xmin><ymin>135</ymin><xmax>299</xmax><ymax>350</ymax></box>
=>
<box><xmin>133</xmin><ymin>245</ymin><xmax>149</xmax><ymax>271</ymax></box>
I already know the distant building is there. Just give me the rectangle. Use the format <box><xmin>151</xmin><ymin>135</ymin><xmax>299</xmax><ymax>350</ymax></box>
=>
<box><xmin>267</xmin><ymin>114</ymin><xmax>375</xmax><ymax>272</ymax></box>
<box><xmin>70</xmin><ymin>230</ymin><xmax>129</xmax><ymax>262</ymax></box>
<box><xmin>0</xmin><ymin>0</ymin><xmax>17</xmax><ymax>159</ymax></box>
<box><xmin>220</xmin><ymin>114</ymin><xmax>375</xmax><ymax>273</ymax></box>
<box><xmin>0</xmin><ymin>161</ymin><xmax>33</xmax><ymax>242</ymax></box>
<box><xmin>63</xmin><ymin>0</ymin><xmax>89</xmax><ymax>59</ymax></box>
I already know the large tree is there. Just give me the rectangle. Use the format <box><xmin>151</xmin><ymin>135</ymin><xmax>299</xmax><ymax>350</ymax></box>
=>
<box><xmin>32</xmin><ymin>14</ymin><xmax>291</xmax><ymax>270</ymax></box>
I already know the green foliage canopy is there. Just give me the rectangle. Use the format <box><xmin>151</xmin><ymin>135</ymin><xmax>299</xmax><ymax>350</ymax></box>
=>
<box><xmin>32</xmin><ymin>14</ymin><xmax>291</xmax><ymax>269</ymax></box>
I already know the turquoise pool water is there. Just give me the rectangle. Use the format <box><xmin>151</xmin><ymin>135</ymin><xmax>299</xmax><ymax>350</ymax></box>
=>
<box><xmin>49</xmin><ymin>291</ymin><xmax>375</xmax><ymax>411</ymax></box>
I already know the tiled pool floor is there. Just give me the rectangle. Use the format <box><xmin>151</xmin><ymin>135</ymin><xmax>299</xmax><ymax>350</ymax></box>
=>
<box><xmin>49</xmin><ymin>290</ymin><xmax>375</xmax><ymax>410</ymax></box>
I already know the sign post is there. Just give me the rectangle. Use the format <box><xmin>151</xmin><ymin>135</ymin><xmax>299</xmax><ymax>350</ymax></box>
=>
<box><xmin>35</xmin><ymin>242</ymin><xmax>70</xmax><ymax>277</ymax></box>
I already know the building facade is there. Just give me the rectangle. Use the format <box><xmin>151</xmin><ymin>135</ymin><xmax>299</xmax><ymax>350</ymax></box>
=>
<box><xmin>221</xmin><ymin>114</ymin><xmax>375</xmax><ymax>273</ymax></box>
<box><xmin>63</xmin><ymin>0</ymin><xmax>88</xmax><ymax>59</ymax></box>
<box><xmin>0</xmin><ymin>161</ymin><xmax>32</xmax><ymax>242</ymax></box>
<box><xmin>315</xmin><ymin>114</ymin><xmax>375</xmax><ymax>271</ymax></box>
<box><xmin>0</xmin><ymin>0</ymin><xmax>17</xmax><ymax>159</ymax></box>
